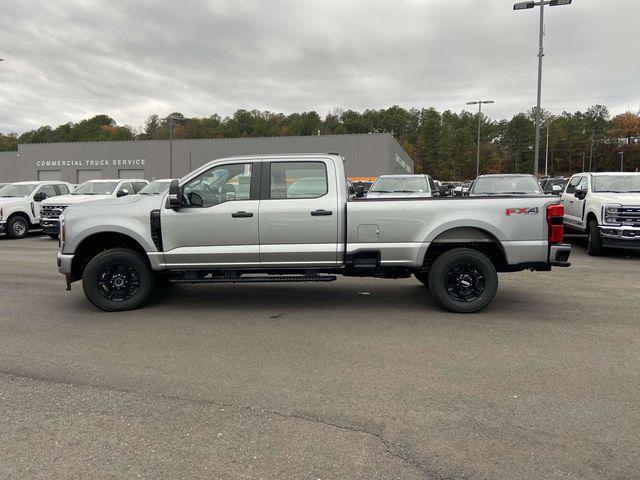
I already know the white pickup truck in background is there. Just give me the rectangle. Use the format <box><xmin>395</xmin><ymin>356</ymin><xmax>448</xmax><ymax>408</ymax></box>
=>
<box><xmin>561</xmin><ymin>172</ymin><xmax>640</xmax><ymax>255</ymax></box>
<box><xmin>0</xmin><ymin>181</ymin><xmax>73</xmax><ymax>238</ymax></box>
<box><xmin>40</xmin><ymin>178</ymin><xmax>148</xmax><ymax>238</ymax></box>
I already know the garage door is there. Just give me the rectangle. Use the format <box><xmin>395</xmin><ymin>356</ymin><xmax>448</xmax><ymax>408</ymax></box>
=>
<box><xmin>37</xmin><ymin>170</ymin><xmax>62</xmax><ymax>181</ymax></box>
<box><xmin>119</xmin><ymin>169</ymin><xmax>145</xmax><ymax>179</ymax></box>
<box><xmin>77</xmin><ymin>170</ymin><xmax>102</xmax><ymax>183</ymax></box>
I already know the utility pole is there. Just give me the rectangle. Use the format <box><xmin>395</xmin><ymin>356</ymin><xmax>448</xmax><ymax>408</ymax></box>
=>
<box><xmin>513</xmin><ymin>0</ymin><xmax>572</xmax><ymax>176</ymax></box>
<box><xmin>466</xmin><ymin>100</ymin><xmax>495</xmax><ymax>177</ymax></box>
<box><xmin>545</xmin><ymin>119</ymin><xmax>551</xmax><ymax>176</ymax></box>
<box><xmin>588</xmin><ymin>128</ymin><xmax>595</xmax><ymax>172</ymax></box>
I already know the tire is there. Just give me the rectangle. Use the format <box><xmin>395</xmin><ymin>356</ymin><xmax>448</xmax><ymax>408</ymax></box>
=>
<box><xmin>414</xmin><ymin>271</ymin><xmax>430</xmax><ymax>287</ymax></box>
<box><xmin>6</xmin><ymin>216</ymin><xmax>29</xmax><ymax>239</ymax></box>
<box><xmin>587</xmin><ymin>220</ymin><xmax>605</xmax><ymax>256</ymax></box>
<box><xmin>428</xmin><ymin>248</ymin><xmax>498</xmax><ymax>313</ymax></box>
<box><xmin>82</xmin><ymin>248</ymin><xmax>153</xmax><ymax>312</ymax></box>
<box><xmin>47</xmin><ymin>234</ymin><xmax>59</xmax><ymax>240</ymax></box>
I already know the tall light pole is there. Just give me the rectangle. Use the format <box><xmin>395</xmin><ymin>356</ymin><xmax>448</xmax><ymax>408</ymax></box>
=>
<box><xmin>167</xmin><ymin>115</ymin><xmax>180</xmax><ymax>178</ymax></box>
<box><xmin>514</xmin><ymin>0</ymin><xmax>572</xmax><ymax>177</ymax></box>
<box><xmin>545</xmin><ymin>117</ymin><xmax>552</xmax><ymax>176</ymax></box>
<box><xmin>466</xmin><ymin>100</ymin><xmax>494</xmax><ymax>177</ymax></box>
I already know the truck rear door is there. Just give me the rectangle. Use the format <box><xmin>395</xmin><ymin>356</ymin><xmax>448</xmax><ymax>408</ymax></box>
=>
<box><xmin>258</xmin><ymin>159</ymin><xmax>340</xmax><ymax>266</ymax></box>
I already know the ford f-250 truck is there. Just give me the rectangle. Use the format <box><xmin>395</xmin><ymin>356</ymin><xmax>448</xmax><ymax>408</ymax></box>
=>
<box><xmin>0</xmin><ymin>181</ymin><xmax>73</xmax><ymax>238</ymax></box>
<box><xmin>57</xmin><ymin>154</ymin><xmax>571</xmax><ymax>313</ymax></box>
<box><xmin>561</xmin><ymin>172</ymin><xmax>640</xmax><ymax>255</ymax></box>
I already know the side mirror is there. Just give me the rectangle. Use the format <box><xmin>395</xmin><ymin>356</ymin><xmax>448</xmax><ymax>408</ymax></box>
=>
<box><xmin>355</xmin><ymin>185</ymin><xmax>366</xmax><ymax>198</ymax></box>
<box><xmin>117</xmin><ymin>189</ymin><xmax>130</xmax><ymax>197</ymax></box>
<box><xmin>574</xmin><ymin>188</ymin><xmax>587</xmax><ymax>200</ymax></box>
<box><xmin>168</xmin><ymin>179</ymin><xmax>181</xmax><ymax>209</ymax></box>
<box><xmin>33</xmin><ymin>192</ymin><xmax>47</xmax><ymax>202</ymax></box>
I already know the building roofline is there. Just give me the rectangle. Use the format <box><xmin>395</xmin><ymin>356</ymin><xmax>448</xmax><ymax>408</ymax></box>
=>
<box><xmin>16</xmin><ymin>132</ymin><xmax>394</xmax><ymax>148</ymax></box>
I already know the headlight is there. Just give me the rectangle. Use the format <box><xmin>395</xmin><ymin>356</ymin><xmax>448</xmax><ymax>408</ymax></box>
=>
<box><xmin>605</xmin><ymin>206</ymin><xmax>619</xmax><ymax>214</ymax></box>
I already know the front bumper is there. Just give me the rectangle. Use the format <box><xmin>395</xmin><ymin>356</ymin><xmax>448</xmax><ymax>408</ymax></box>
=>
<box><xmin>599</xmin><ymin>226</ymin><xmax>640</xmax><ymax>249</ymax></box>
<box><xmin>549</xmin><ymin>243</ymin><xmax>571</xmax><ymax>267</ymax></box>
<box><xmin>41</xmin><ymin>218</ymin><xmax>60</xmax><ymax>235</ymax></box>
<box><xmin>57</xmin><ymin>252</ymin><xmax>74</xmax><ymax>275</ymax></box>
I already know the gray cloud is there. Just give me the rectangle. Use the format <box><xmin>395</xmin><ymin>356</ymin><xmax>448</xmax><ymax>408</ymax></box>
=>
<box><xmin>1</xmin><ymin>0</ymin><xmax>638</xmax><ymax>134</ymax></box>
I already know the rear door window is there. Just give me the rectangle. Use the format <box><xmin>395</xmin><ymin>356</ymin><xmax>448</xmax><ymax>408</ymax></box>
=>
<box><xmin>269</xmin><ymin>162</ymin><xmax>328</xmax><ymax>199</ymax></box>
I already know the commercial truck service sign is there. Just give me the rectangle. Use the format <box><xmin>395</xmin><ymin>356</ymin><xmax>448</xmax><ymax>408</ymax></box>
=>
<box><xmin>35</xmin><ymin>159</ymin><xmax>146</xmax><ymax>167</ymax></box>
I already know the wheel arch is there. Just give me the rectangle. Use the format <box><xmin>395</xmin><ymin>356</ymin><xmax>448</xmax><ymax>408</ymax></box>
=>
<box><xmin>7</xmin><ymin>210</ymin><xmax>32</xmax><ymax>226</ymax></box>
<box><xmin>423</xmin><ymin>227</ymin><xmax>507</xmax><ymax>270</ymax></box>
<box><xmin>71</xmin><ymin>231</ymin><xmax>149</xmax><ymax>281</ymax></box>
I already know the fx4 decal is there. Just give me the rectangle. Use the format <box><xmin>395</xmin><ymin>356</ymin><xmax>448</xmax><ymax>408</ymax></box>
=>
<box><xmin>506</xmin><ymin>207</ymin><xmax>539</xmax><ymax>216</ymax></box>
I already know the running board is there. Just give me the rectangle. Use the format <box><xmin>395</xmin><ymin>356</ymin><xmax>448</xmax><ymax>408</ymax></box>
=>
<box><xmin>169</xmin><ymin>274</ymin><xmax>337</xmax><ymax>284</ymax></box>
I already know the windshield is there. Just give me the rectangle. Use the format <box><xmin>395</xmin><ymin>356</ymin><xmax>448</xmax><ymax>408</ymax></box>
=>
<box><xmin>0</xmin><ymin>184</ymin><xmax>37</xmax><ymax>198</ymax></box>
<box><xmin>72</xmin><ymin>181</ymin><xmax>119</xmax><ymax>195</ymax></box>
<box><xmin>592</xmin><ymin>175</ymin><xmax>640</xmax><ymax>193</ymax></box>
<box><xmin>139</xmin><ymin>180</ymin><xmax>171</xmax><ymax>195</ymax></box>
<box><xmin>370</xmin><ymin>176</ymin><xmax>429</xmax><ymax>193</ymax></box>
<box><xmin>471</xmin><ymin>176</ymin><xmax>541</xmax><ymax>195</ymax></box>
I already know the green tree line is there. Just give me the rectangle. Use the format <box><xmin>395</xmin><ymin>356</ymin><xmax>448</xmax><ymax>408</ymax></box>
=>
<box><xmin>2</xmin><ymin>107</ymin><xmax>639</xmax><ymax>179</ymax></box>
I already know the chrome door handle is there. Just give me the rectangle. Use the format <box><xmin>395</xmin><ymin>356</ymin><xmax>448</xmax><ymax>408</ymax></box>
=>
<box><xmin>231</xmin><ymin>211</ymin><xmax>253</xmax><ymax>218</ymax></box>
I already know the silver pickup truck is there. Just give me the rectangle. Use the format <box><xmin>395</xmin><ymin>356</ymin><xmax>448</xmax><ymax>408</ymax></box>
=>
<box><xmin>57</xmin><ymin>153</ymin><xmax>570</xmax><ymax>313</ymax></box>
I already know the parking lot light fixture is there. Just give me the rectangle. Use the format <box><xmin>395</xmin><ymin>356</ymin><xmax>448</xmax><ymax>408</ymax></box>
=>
<box><xmin>513</xmin><ymin>0</ymin><xmax>572</xmax><ymax>177</ymax></box>
<box><xmin>467</xmin><ymin>100</ymin><xmax>495</xmax><ymax>177</ymax></box>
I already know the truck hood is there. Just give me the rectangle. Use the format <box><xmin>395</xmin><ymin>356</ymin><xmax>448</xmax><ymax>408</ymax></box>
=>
<box><xmin>42</xmin><ymin>194</ymin><xmax>114</xmax><ymax>206</ymax></box>
<box><xmin>367</xmin><ymin>191</ymin><xmax>432</xmax><ymax>198</ymax></box>
<box><xmin>65</xmin><ymin>195</ymin><xmax>145</xmax><ymax>209</ymax></box>
<box><xmin>592</xmin><ymin>192</ymin><xmax>640</xmax><ymax>204</ymax></box>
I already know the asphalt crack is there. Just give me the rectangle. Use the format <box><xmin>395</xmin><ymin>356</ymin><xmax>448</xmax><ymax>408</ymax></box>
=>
<box><xmin>0</xmin><ymin>369</ymin><xmax>438</xmax><ymax>479</ymax></box>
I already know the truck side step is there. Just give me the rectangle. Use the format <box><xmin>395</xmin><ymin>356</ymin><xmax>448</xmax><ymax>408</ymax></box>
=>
<box><xmin>169</xmin><ymin>274</ymin><xmax>337</xmax><ymax>284</ymax></box>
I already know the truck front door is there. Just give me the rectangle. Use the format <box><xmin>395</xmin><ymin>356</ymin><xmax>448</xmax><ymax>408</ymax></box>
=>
<box><xmin>161</xmin><ymin>161</ymin><xmax>260</xmax><ymax>268</ymax></box>
<box><xmin>258</xmin><ymin>159</ymin><xmax>339</xmax><ymax>266</ymax></box>
<box><xmin>563</xmin><ymin>175</ymin><xmax>587</xmax><ymax>229</ymax></box>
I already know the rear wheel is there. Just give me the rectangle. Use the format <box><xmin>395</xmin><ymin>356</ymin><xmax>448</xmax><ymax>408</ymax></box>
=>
<box><xmin>82</xmin><ymin>248</ymin><xmax>153</xmax><ymax>312</ymax></box>
<box><xmin>587</xmin><ymin>220</ymin><xmax>605</xmax><ymax>256</ymax></box>
<box><xmin>6</xmin><ymin>216</ymin><xmax>29</xmax><ymax>239</ymax></box>
<box><xmin>428</xmin><ymin>248</ymin><xmax>498</xmax><ymax>313</ymax></box>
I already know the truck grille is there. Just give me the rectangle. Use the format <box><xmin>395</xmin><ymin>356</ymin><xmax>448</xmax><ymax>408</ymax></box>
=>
<box><xmin>40</xmin><ymin>205</ymin><xmax>68</xmax><ymax>220</ymax></box>
<box><xmin>604</xmin><ymin>205</ymin><xmax>640</xmax><ymax>227</ymax></box>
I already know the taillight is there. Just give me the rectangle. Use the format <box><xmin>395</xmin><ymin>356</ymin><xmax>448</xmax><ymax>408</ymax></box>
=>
<box><xmin>547</xmin><ymin>204</ymin><xmax>564</xmax><ymax>244</ymax></box>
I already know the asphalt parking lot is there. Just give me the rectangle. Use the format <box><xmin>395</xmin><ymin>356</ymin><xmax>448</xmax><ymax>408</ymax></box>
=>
<box><xmin>0</xmin><ymin>234</ymin><xmax>639</xmax><ymax>480</ymax></box>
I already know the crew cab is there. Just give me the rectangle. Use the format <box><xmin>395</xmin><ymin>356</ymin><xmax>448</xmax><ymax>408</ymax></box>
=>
<box><xmin>561</xmin><ymin>172</ymin><xmax>640</xmax><ymax>255</ymax></box>
<box><xmin>0</xmin><ymin>181</ymin><xmax>73</xmax><ymax>238</ymax></box>
<box><xmin>57</xmin><ymin>154</ymin><xmax>570</xmax><ymax>313</ymax></box>
<box><xmin>40</xmin><ymin>178</ymin><xmax>148</xmax><ymax>238</ymax></box>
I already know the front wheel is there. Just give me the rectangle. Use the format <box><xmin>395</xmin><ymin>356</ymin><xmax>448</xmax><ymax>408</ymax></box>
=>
<box><xmin>82</xmin><ymin>248</ymin><xmax>153</xmax><ymax>312</ymax></box>
<box><xmin>587</xmin><ymin>220</ymin><xmax>605</xmax><ymax>256</ymax></box>
<box><xmin>428</xmin><ymin>248</ymin><xmax>498</xmax><ymax>313</ymax></box>
<box><xmin>6</xmin><ymin>216</ymin><xmax>29</xmax><ymax>239</ymax></box>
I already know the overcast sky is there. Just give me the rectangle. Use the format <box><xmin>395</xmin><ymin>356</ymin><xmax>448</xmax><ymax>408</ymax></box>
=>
<box><xmin>1</xmin><ymin>0</ymin><xmax>639</xmax><ymax>134</ymax></box>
